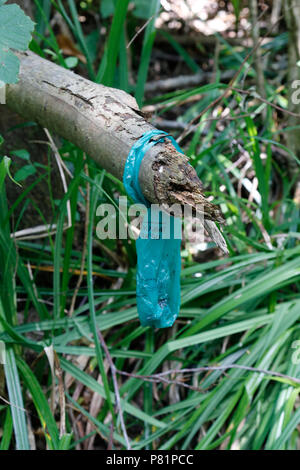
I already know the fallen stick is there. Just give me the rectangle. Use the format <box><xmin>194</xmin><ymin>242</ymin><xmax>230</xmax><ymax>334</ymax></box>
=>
<box><xmin>145</xmin><ymin>70</ymin><xmax>234</xmax><ymax>94</ymax></box>
<box><xmin>5</xmin><ymin>51</ymin><xmax>227</xmax><ymax>252</ymax></box>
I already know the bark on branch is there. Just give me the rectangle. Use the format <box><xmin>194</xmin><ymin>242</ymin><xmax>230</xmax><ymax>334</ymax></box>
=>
<box><xmin>5</xmin><ymin>51</ymin><xmax>227</xmax><ymax>252</ymax></box>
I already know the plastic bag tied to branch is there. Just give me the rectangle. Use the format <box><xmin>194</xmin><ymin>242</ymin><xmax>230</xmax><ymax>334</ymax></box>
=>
<box><xmin>123</xmin><ymin>130</ymin><xmax>184</xmax><ymax>328</ymax></box>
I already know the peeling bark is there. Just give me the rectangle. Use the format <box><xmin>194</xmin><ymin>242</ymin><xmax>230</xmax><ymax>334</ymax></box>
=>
<box><xmin>5</xmin><ymin>51</ymin><xmax>227</xmax><ymax>252</ymax></box>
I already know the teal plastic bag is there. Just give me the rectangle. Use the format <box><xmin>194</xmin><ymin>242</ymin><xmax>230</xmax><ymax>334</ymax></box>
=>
<box><xmin>123</xmin><ymin>130</ymin><xmax>184</xmax><ymax>328</ymax></box>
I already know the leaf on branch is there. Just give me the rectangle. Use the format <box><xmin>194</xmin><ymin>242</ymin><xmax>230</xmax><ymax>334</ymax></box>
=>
<box><xmin>0</xmin><ymin>1</ymin><xmax>35</xmax><ymax>84</ymax></box>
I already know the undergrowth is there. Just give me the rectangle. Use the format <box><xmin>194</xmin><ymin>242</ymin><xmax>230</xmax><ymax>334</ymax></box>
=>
<box><xmin>0</xmin><ymin>0</ymin><xmax>300</xmax><ymax>450</ymax></box>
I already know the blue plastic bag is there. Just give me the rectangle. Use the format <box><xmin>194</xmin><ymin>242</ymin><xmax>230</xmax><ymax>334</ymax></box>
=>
<box><xmin>123</xmin><ymin>130</ymin><xmax>184</xmax><ymax>328</ymax></box>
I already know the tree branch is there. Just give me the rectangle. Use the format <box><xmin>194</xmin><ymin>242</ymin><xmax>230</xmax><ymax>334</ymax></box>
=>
<box><xmin>5</xmin><ymin>51</ymin><xmax>227</xmax><ymax>251</ymax></box>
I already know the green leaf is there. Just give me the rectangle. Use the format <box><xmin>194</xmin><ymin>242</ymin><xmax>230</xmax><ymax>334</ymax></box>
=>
<box><xmin>0</xmin><ymin>3</ymin><xmax>35</xmax><ymax>83</ymax></box>
<box><xmin>58</xmin><ymin>433</ymin><xmax>73</xmax><ymax>450</ymax></box>
<box><xmin>232</xmin><ymin>0</ymin><xmax>242</xmax><ymax>24</ymax></box>
<box><xmin>16</xmin><ymin>356</ymin><xmax>59</xmax><ymax>449</ymax></box>
<box><xmin>0</xmin><ymin>48</ymin><xmax>19</xmax><ymax>84</ymax></box>
<box><xmin>14</xmin><ymin>164</ymin><xmax>37</xmax><ymax>182</ymax></box>
<box><xmin>0</xmin><ymin>156</ymin><xmax>21</xmax><ymax>189</ymax></box>
<box><xmin>99</xmin><ymin>0</ymin><xmax>130</xmax><ymax>86</ymax></box>
<box><xmin>0</xmin><ymin>156</ymin><xmax>10</xmax><ymax>190</ymax></box>
<box><xmin>10</xmin><ymin>149</ymin><xmax>30</xmax><ymax>161</ymax></box>
<box><xmin>269</xmin><ymin>406</ymin><xmax>300</xmax><ymax>449</ymax></box>
<box><xmin>0</xmin><ymin>408</ymin><xmax>13</xmax><ymax>450</ymax></box>
<box><xmin>65</xmin><ymin>56</ymin><xmax>78</xmax><ymax>69</ymax></box>
<box><xmin>134</xmin><ymin>0</ymin><xmax>161</xmax><ymax>106</ymax></box>
<box><xmin>4</xmin><ymin>348</ymin><xmax>29</xmax><ymax>450</ymax></box>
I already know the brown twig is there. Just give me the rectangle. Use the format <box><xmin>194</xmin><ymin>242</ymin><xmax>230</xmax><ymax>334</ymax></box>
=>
<box><xmin>231</xmin><ymin>86</ymin><xmax>300</xmax><ymax>118</ymax></box>
<box><xmin>54</xmin><ymin>351</ymin><xmax>66</xmax><ymax>437</ymax></box>
<box><xmin>116</xmin><ymin>364</ymin><xmax>300</xmax><ymax>391</ymax></box>
<box><xmin>127</xmin><ymin>9</ymin><xmax>162</xmax><ymax>49</ymax></box>
<box><xmin>0</xmin><ymin>395</ymin><xmax>28</xmax><ymax>412</ymax></box>
<box><xmin>108</xmin><ymin>422</ymin><xmax>114</xmax><ymax>450</ymax></box>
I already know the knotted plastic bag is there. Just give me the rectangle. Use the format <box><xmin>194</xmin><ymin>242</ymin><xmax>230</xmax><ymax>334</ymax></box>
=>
<box><xmin>123</xmin><ymin>130</ymin><xmax>184</xmax><ymax>328</ymax></box>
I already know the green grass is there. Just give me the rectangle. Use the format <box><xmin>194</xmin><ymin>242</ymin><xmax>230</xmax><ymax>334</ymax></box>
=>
<box><xmin>0</xmin><ymin>0</ymin><xmax>300</xmax><ymax>451</ymax></box>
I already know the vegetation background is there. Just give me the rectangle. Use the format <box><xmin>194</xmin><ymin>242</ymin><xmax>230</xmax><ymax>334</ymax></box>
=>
<box><xmin>1</xmin><ymin>0</ymin><xmax>300</xmax><ymax>450</ymax></box>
